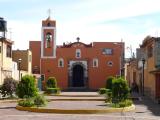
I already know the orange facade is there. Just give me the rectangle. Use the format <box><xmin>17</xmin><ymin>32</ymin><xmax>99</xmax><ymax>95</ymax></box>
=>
<box><xmin>29</xmin><ymin>17</ymin><xmax>124</xmax><ymax>90</ymax></box>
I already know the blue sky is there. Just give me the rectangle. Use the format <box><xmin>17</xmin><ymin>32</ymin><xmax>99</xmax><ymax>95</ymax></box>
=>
<box><xmin>1</xmin><ymin>0</ymin><xmax>160</xmax><ymax>57</ymax></box>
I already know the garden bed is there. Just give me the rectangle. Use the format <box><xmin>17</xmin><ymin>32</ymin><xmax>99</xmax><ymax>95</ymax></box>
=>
<box><xmin>16</xmin><ymin>100</ymin><xmax>135</xmax><ymax>114</ymax></box>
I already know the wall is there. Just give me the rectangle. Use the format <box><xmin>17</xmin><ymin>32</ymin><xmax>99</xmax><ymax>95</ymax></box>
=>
<box><xmin>12</xmin><ymin>50</ymin><xmax>32</xmax><ymax>74</ymax></box>
<box><xmin>145</xmin><ymin>54</ymin><xmax>156</xmax><ymax>98</ymax></box>
<box><xmin>39</xmin><ymin>42</ymin><xmax>124</xmax><ymax>89</ymax></box>
<box><xmin>28</xmin><ymin>50</ymin><xmax>32</xmax><ymax>74</ymax></box>
<box><xmin>29</xmin><ymin>41</ymin><xmax>41</xmax><ymax>74</ymax></box>
<box><xmin>0</xmin><ymin>39</ymin><xmax>12</xmax><ymax>85</ymax></box>
<box><xmin>140</xmin><ymin>36</ymin><xmax>158</xmax><ymax>101</ymax></box>
<box><xmin>12</xmin><ymin>61</ymin><xmax>19</xmax><ymax>81</ymax></box>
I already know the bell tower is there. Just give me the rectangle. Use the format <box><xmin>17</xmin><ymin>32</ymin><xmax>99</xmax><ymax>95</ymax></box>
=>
<box><xmin>41</xmin><ymin>16</ymin><xmax>56</xmax><ymax>58</ymax></box>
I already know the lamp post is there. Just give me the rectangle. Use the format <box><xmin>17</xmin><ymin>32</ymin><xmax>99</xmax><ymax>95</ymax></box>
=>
<box><xmin>18</xmin><ymin>58</ymin><xmax>22</xmax><ymax>81</ymax></box>
<box><xmin>142</xmin><ymin>58</ymin><xmax>145</xmax><ymax>96</ymax></box>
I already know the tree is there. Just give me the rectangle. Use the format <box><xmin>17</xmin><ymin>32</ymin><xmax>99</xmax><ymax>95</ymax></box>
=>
<box><xmin>16</xmin><ymin>75</ymin><xmax>38</xmax><ymax>98</ymax></box>
<box><xmin>112</xmin><ymin>77</ymin><xmax>130</xmax><ymax>103</ymax></box>
<box><xmin>0</xmin><ymin>78</ymin><xmax>17</xmax><ymax>97</ymax></box>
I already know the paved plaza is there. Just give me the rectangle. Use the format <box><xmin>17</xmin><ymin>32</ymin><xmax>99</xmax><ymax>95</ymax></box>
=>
<box><xmin>0</xmin><ymin>92</ymin><xmax>160</xmax><ymax>120</ymax></box>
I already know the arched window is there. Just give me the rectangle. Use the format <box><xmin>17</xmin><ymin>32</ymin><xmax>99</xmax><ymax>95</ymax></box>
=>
<box><xmin>93</xmin><ymin>58</ymin><xmax>98</xmax><ymax>67</ymax></box>
<box><xmin>46</xmin><ymin>32</ymin><xmax>52</xmax><ymax>48</ymax></box>
<box><xmin>58</xmin><ymin>58</ymin><xmax>64</xmax><ymax>67</ymax></box>
<box><xmin>76</xmin><ymin>49</ymin><xmax>81</xmax><ymax>58</ymax></box>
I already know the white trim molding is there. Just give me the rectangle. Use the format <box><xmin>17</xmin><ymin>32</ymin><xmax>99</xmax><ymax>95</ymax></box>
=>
<box><xmin>75</xmin><ymin>49</ymin><xmax>81</xmax><ymax>58</ymax></box>
<box><xmin>41</xmin><ymin>27</ymin><xmax>56</xmax><ymax>58</ymax></box>
<box><xmin>93</xmin><ymin>58</ymin><xmax>98</xmax><ymax>67</ymax></box>
<box><xmin>58</xmin><ymin>58</ymin><xmax>64</xmax><ymax>67</ymax></box>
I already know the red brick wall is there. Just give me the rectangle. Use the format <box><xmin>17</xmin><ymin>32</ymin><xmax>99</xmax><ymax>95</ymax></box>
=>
<box><xmin>29</xmin><ymin>41</ymin><xmax>41</xmax><ymax>74</ymax></box>
<box><xmin>38</xmin><ymin>42</ymin><xmax>124</xmax><ymax>89</ymax></box>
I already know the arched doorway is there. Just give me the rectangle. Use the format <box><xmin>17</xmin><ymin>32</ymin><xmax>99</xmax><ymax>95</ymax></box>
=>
<box><xmin>72</xmin><ymin>65</ymin><xmax>84</xmax><ymax>87</ymax></box>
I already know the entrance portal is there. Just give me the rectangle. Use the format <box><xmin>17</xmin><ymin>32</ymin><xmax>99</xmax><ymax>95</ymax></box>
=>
<box><xmin>72</xmin><ymin>65</ymin><xmax>84</xmax><ymax>87</ymax></box>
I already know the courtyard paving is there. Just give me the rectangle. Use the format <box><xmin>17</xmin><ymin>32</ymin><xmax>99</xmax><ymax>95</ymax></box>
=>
<box><xmin>0</xmin><ymin>92</ymin><xmax>160</xmax><ymax>120</ymax></box>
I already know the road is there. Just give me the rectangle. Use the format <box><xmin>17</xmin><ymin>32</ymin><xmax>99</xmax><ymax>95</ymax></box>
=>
<box><xmin>0</xmin><ymin>98</ymin><xmax>160</xmax><ymax>120</ymax></box>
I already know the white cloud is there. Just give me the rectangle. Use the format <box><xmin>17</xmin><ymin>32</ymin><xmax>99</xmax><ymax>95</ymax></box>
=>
<box><xmin>7</xmin><ymin>20</ymin><xmax>41</xmax><ymax>50</ymax></box>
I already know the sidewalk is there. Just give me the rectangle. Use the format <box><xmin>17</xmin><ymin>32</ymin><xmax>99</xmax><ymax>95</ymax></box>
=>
<box><xmin>130</xmin><ymin>92</ymin><xmax>160</xmax><ymax>117</ymax></box>
<box><xmin>45</xmin><ymin>92</ymin><xmax>105</xmax><ymax>101</ymax></box>
<box><xmin>43</xmin><ymin>92</ymin><xmax>106</xmax><ymax>110</ymax></box>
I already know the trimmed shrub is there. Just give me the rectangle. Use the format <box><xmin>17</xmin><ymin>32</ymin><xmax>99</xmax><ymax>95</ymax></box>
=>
<box><xmin>46</xmin><ymin>77</ymin><xmax>57</xmax><ymax>88</ymax></box>
<box><xmin>112</xmin><ymin>77</ymin><xmax>130</xmax><ymax>103</ymax></box>
<box><xmin>16</xmin><ymin>75</ymin><xmax>38</xmax><ymax>98</ymax></box>
<box><xmin>98</xmin><ymin>88</ymin><xmax>107</xmax><ymax>95</ymax></box>
<box><xmin>46</xmin><ymin>87</ymin><xmax>60</xmax><ymax>94</ymax></box>
<box><xmin>0</xmin><ymin>78</ymin><xmax>17</xmax><ymax>97</ymax></box>
<box><xmin>106</xmin><ymin>76</ymin><xmax>114</xmax><ymax>89</ymax></box>
<box><xmin>34</xmin><ymin>94</ymin><xmax>47</xmax><ymax>107</ymax></box>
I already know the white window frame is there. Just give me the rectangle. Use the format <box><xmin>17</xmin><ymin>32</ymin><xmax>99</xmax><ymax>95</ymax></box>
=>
<box><xmin>102</xmin><ymin>48</ymin><xmax>113</xmax><ymax>55</ymax></box>
<box><xmin>107</xmin><ymin>61</ymin><xmax>113</xmax><ymax>67</ymax></box>
<box><xmin>93</xmin><ymin>58</ymin><xmax>98</xmax><ymax>67</ymax></box>
<box><xmin>76</xmin><ymin>49</ymin><xmax>81</xmax><ymax>58</ymax></box>
<box><xmin>58</xmin><ymin>58</ymin><xmax>64</xmax><ymax>67</ymax></box>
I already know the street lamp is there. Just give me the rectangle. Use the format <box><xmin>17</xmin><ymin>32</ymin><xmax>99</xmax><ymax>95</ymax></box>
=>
<box><xmin>142</xmin><ymin>58</ymin><xmax>145</xmax><ymax>96</ymax></box>
<box><xmin>18</xmin><ymin>58</ymin><xmax>22</xmax><ymax>81</ymax></box>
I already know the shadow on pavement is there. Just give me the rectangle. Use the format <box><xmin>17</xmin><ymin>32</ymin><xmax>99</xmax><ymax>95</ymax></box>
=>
<box><xmin>132</xmin><ymin>92</ymin><xmax>160</xmax><ymax>116</ymax></box>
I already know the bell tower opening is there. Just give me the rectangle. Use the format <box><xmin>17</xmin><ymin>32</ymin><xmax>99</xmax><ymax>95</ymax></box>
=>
<box><xmin>45</xmin><ymin>32</ymin><xmax>52</xmax><ymax>48</ymax></box>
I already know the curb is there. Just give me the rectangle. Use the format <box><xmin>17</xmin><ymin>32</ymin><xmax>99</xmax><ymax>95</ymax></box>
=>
<box><xmin>48</xmin><ymin>99</ymin><xmax>105</xmax><ymax>101</ymax></box>
<box><xmin>45</xmin><ymin>95</ymin><xmax>100</xmax><ymax>97</ymax></box>
<box><xmin>16</xmin><ymin>105</ymin><xmax>135</xmax><ymax>114</ymax></box>
<box><xmin>0</xmin><ymin>99</ymin><xmax>20</xmax><ymax>103</ymax></box>
<box><xmin>0</xmin><ymin>98</ymin><xmax>105</xmax><ymax>103</ymax></box>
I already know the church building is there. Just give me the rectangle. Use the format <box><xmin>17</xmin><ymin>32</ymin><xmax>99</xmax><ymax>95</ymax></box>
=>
<box><xmin>29</xmin><ymin>17</ymin><xmax>125</xmax><ymax>90</ymax></box>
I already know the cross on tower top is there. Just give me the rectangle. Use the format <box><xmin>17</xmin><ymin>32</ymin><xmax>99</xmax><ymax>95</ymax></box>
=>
<box><xmin>47</xmin><ymin>9</ymin><xmax>52</xmax><ymax>19</ymax></box>
<box><xmin>76</xmin><ymin>37</ymin><xmax>80</xmax><ymax>42</ymax></box>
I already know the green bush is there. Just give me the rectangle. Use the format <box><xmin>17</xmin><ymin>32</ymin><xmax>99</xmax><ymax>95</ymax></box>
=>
<box><xmin>112</xmin><ymin>77</ymin><xmax>130</xmax><ymax>103</ymax></box>
<box><xmin>46</xmin><ymin>87</ymin><xmax>60</xmax><ymax>94</ymax></box>
<box><xmin>106</xmin><ymin>76</ymin><xmax>114</xmax><ymax>89</ymax></box>
<box><xmin>16</xmin><ymin>75</ymin><xmax>38</xmax><ymax>98</ymax></box>
<box><xmin>105</xmin><ymin>89</ymin><xmax>112</xmax><ymax>103</ymax></box>
<box><xmin>112</xmin><ymin>99</ymin><xmax>133</xmax><ymax>108</ymax></box>
<box><xmin>18</xmin><ymin>94</ymin><xmax>47</xmax><ymax>107</ymax></box>
<box><xmin>18</xmin><ymin>98</ymin><xmax>34</xmax><ymax>107</ymax></box>
<box><xmin>0</xmin><ymin>78</ymin><xmax>17</xmax><ymax>97</ymax></box>
<box><xmin>98</xmin><ymin>88</ymin><xmax>107</xmax><ymax>95</ymax></box>
<box><xmin>46</xmin><ymin>77</ymin><xmax>57</xmax><ymax>88</ymax></box>
<box><xmin>34</xmin><ymin>94</ymin><xmax>47</xmax><ymax>107</ymax></box>
<box><xmin>124</xmin><ymin>99</ymin><xmax>133</xmax><ymax>107</ymax></box>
